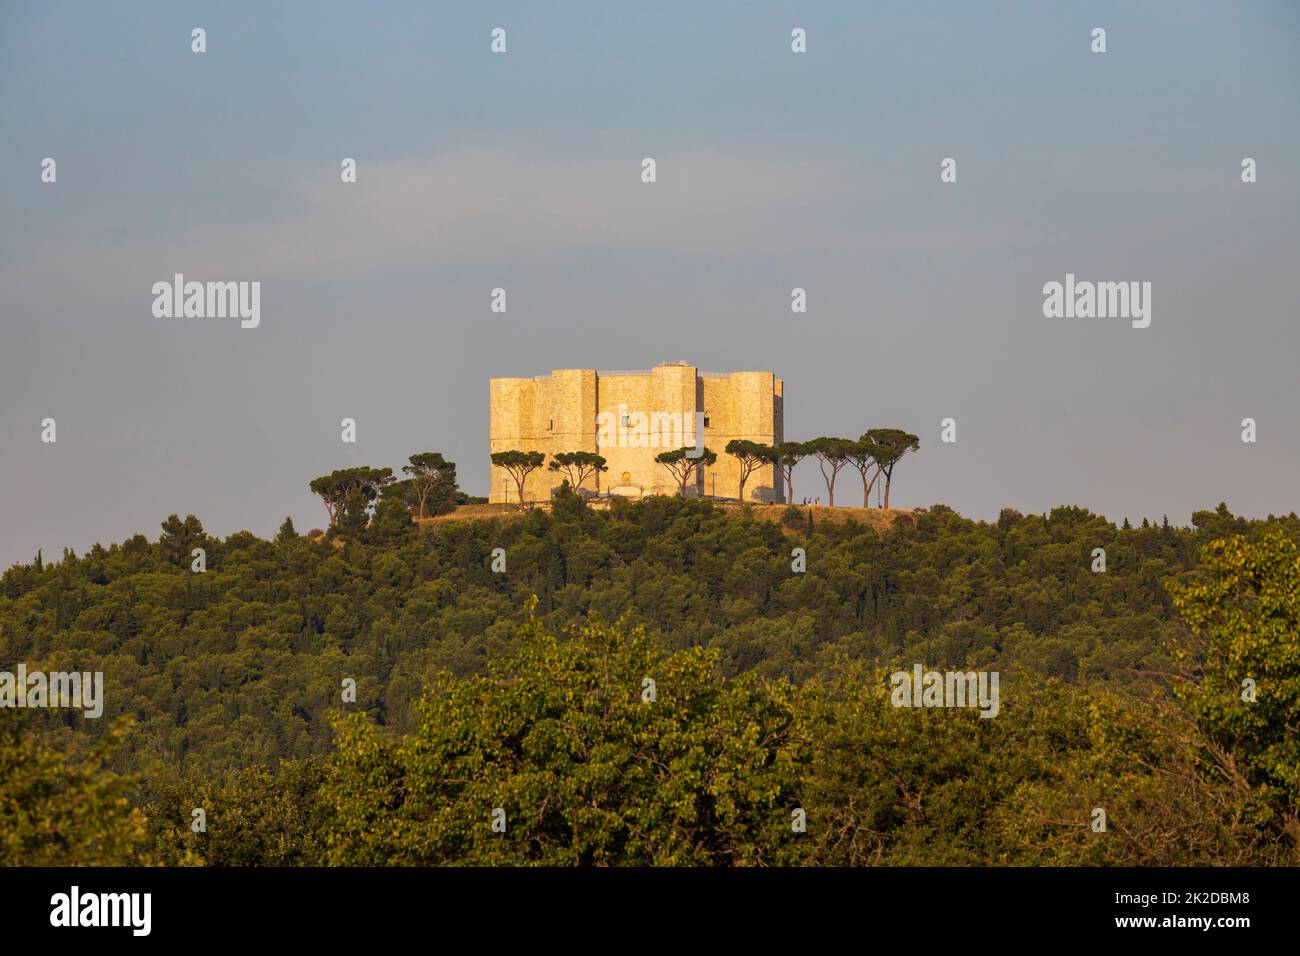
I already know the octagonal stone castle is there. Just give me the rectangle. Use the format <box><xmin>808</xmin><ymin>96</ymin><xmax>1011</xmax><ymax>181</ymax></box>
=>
<box><xmin>489</xmin><ymin>362</ymin><xmax>784</xmax><ymax>504</ymax></box>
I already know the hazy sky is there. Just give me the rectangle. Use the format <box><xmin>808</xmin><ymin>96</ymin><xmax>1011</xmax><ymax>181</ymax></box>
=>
<box><xmin>2</xmin><ymin>1</ymin><xmax>1298</xmax><ymax>568</ymax></box>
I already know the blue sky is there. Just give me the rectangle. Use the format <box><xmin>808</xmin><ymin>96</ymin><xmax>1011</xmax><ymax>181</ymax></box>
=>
<box><xmin>1</xmin><ymin>1</ymin><xmax>1298</xmax><ymax>565</ymax></box>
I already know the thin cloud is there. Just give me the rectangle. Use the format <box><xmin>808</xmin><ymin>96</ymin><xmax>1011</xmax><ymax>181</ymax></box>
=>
<box><xmin>3</xmin><ymin>147</ymin><xmax>851</xmax><ymax>304</ymax></box>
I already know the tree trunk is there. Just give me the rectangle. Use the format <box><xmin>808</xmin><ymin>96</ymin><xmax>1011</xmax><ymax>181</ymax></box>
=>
<box><xmin>863</xmin><ymin>468</ymin><xmax>880</xmax><ymax>508</ymax></box>
<box><xmin>1282</xmin><ymin>813</ymin><xmax>1300</xmax><ymax>855</ymax></box>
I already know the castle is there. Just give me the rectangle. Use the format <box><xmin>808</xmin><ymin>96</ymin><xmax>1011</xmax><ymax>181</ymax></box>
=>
<box><xmin>489</xmin><ymin>363</ymin><xmax>784</xmax><ymax>504</ymax></box>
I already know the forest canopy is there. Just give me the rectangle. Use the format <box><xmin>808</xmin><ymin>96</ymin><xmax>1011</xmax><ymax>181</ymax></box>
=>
<box><xmin>1</xmin><ymin>495</ymin><xmax>1296</xmax><ymax>865</ymax></box>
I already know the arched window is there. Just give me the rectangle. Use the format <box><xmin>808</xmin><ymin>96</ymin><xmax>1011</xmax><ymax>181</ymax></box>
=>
<box><xmin>621</xmin><ymin>471</ymin><xmax>631</xmax><ymax>485</ymax></box>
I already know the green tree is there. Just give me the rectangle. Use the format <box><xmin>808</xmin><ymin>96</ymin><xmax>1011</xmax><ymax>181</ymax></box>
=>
<box><xmin>401</xmin><ymin>452</ymin><xmax>459</xmax><ymax>519</ymax></box>
<box><xmin>0</xmin><ymin>715</ymin><xmax>148</xmax><ymax>865</ymax></box>
<box><xmin>159</xmin><ymin>514</ymin><xmax>206</xmax><ymax>567</ymax></box>
<box><xmin>655</xmin><ymin>446</ymin><xmax>716</xmax><ymax>496</ymax></box>
<box><xmin>146</xmin><ymin>759</ymin><xmax>330</xmax><ymax>866</ymax></box>
<box><xmin>845</xmin><ymin>438</ymin><xmax>882</xmax><ymax>508</ymax></box>
<box><xmin>863</xmin><ymin>429</ymin><xmax>919</xmax><ymax>509</ymax></box>
<box><xmin>275</xmin><ymin>516</ymin><xmax>298</xmax><ymax>544</ymax></box>
<box><xmin>309</xmin><ymin>467</ymin><xmax>394</xmax><ymax>528</ymax></box>
<box><xmin>550</xmin><ymin>479</ymin><xmax>592</xmax><ymax>521</ymax></box>
<box><xmin>308</xmin><ymin>472</ymin><xmax>348</xmax><ymax>526</ymax></box>
<box><xmin>548</xmin><ymin>451</ymin><xmax>608</xmax><ymax>494</ymax></box>
<box><xmin>370</xmin><ymin>494</ymin><xmax>414</xmax><ymax>544</ymax></box>
<box><xmin>1168</xmin><ymin>529</ymin><xmax>1300</xmax><ymax>853</ymax></box>
<box><xmin>324</xmin><ymin>617</ymin><xmax>808</xmax><ymax>865</ymax></box>
<box><xmin>337</xmin><ymin>485</ymin><xmax>370</xmax><ymax>535</ymax></box>
<box><xmin>774</xmin><ymin>441</ymin><xmax>809</xmax><ymax>505</ymax></box>
<box><xmin>491</xmin><ymin>451</ymin><xmax>546</xmax><ymax>510</ymax></box>
<box><xmin>725</xmin><ymin>440</ymin><xmax>778</xmax><ymax>505</ymax></box>
<box><xmin>809</xmin><ymin>437</ymin><xmax>853</xmax><ymax>507</ymax></box>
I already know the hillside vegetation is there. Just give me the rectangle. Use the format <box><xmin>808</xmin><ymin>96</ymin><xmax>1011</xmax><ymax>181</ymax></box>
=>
<box><xmin>1</xmin><ymin>494</ymin><xmax>1297</xmax><ymax>865</ymax></box>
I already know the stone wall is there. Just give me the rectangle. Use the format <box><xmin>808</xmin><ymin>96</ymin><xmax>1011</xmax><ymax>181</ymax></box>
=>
<box><xmin>489</xmin><ymin>363</ymin><xmax>783</xmax><ymax>504</ymax></box>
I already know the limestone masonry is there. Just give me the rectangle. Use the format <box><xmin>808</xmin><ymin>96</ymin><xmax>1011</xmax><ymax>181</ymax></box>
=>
<box><xmin>489</xmin><ymin>363</ymin><xmax>784</xmax><ymax>504</ymax></box>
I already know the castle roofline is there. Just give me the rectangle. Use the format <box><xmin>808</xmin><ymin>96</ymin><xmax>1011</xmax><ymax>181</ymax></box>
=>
<box><xmin>491</xmin><ymin>366</ymin><xmax>777</xmax><ymax>382</ymax></box>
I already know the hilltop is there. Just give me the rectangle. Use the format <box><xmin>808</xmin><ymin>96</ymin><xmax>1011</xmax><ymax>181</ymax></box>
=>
<box><xmin>414</xmin><ymin>499</ymin><xmax>915</xmax><ymax>535</ymax></box>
